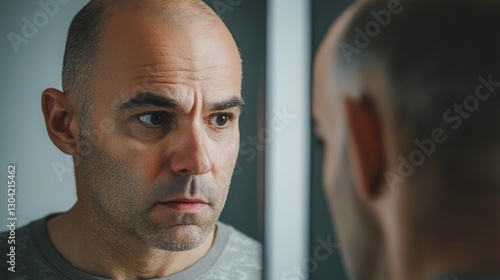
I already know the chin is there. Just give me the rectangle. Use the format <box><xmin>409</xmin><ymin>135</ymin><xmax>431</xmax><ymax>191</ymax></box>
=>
<box><xmin>142</xmin><ymin>223</ymin><xmax>214</xmax><ymax>252</ymax></box>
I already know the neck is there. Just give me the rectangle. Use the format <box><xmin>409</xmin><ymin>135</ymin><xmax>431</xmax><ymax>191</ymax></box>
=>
<box><xmin>47</xmin><ymin>202</ymin><xmax>215</xmax><ymax>279</ymax></box>
<box><xmin>388</xmin><ymin>195</ymin><xmax>500</xmax><ymax>280</ymax></box>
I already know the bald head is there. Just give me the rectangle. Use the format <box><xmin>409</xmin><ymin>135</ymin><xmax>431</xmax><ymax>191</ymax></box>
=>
<box><xmin>61</xmin><ymin>0</ymin><xmax>233</xmax><ymax>119</ymax></box>
<box><xmin>324</xmin><ymin>0</ymin><xmax>500</xmax><ymax>192</ymax></box>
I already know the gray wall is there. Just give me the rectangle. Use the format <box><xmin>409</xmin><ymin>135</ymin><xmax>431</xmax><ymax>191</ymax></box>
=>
<box><xmin>0</xmin><ymin>0</ymin><xmax>265</xmax><ymax>242</ymax></box>
<box><xmin>1</xmin><ymin>0</ymin><xmax>84</xmax><ymax>229</ymax></box>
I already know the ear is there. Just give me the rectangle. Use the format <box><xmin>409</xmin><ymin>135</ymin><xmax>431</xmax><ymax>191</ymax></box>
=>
<box><xmin>41</xmin><ymin>88</ymin><xmax>79</xmax><ymax>156</ymax></box>
<box><xmin>343</xmin><ymin>95</ymin><xmax>385</xmax><ymax>200</ymax></box>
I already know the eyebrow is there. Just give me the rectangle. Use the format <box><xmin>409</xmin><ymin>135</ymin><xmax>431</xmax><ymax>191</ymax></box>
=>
<box><xmin>118</xmin><ymin>92</ymin><xmax>178</xmax><ymax>111</ymax></box>
<box><xmin>117</xmin><ymin>92</ymin><xmax>246</xmax><ymax>113</ymax></box>
<box><xmin>211</xmin><ymin>97</ymin><xmax>246</xmax><ymax>112</ymax></box>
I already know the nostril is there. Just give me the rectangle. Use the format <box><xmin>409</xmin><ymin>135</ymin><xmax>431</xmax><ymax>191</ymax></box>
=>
<box><xmin>179</xmin><ymin>169</ymin><xmax>190</xmax><ymax>175</ymax></box>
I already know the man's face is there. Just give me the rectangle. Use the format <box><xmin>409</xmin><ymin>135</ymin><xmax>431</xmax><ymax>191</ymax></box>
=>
<box><xmin>76</xmin><ymin>9</ymin><xmax>242</xmax><ymax>251</ymax></box>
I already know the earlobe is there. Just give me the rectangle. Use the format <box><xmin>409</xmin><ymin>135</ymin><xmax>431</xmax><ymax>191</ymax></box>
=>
<box><xmin>41</xmin><ymin>88</ymin><xmax>79</xmax><ymax>156</ymax></box>
<box><xmin>343</xmin><ymin>95</ymin><xmax>385</xmax><ymax>200</ymax></box>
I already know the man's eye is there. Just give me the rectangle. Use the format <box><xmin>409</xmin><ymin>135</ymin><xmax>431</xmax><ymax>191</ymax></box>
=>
<box><xmin>210</xmin><ymin>113</ymin><xmax>231</xmax><ymax>128</ymax></box>
<box><xmin>137</xmin><ymin>112</ymin><xmax>169</xmax><ymax>127</ymax></box>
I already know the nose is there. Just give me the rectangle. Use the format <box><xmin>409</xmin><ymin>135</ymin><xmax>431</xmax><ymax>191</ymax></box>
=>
<box><xmin>169</xmin><ymin>124</ymin><xmax>212</xmax><ymax>176</ymax></box>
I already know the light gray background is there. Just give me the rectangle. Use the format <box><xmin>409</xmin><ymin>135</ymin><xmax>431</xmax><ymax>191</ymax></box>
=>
<box><xmin>1</xmin><ymin>0</ymin><xmax>83</xmax><ymax>229</ymax></box>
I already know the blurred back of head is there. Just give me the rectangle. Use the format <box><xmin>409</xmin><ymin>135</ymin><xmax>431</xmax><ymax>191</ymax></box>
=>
<box><xmin>337</xmin><ymin>0</ymin><xmax>500</xmax><ymax>194</ymax></box>
<box><xmin>316</xmin><ymin>1</ymin><xmax>500</xmax><ymax>279</ymax></box>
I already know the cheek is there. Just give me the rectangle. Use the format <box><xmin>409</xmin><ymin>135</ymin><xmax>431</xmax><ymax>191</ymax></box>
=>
<box><xmin>210</xmin><ymin>132</ymin><xmax>239</xmax><ymax>183</ymax></box>
<box><xmin>215</xmin><ymin>129</ymin><xmax>239</xmax><ymax>160</ymax></box>
<box><xmin>104</xmin><ymin>137</ymin><xmax>162</xmax><ymax>187</ymax></box>
<box><xmin>216</xmin><ymin>143</ymin><xmax>239</xmax><ymax>175</ymax></box>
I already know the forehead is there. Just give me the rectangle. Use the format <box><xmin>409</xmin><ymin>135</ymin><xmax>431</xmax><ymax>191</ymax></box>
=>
<box><xmin>91</xmin><ymin>8</ymin><xmax>242</xmax><ymax>106</ymax></box>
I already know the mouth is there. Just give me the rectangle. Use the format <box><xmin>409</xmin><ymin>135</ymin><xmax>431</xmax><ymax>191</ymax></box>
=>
<box><xmin>156</xmin><ymin>198</ymin><xmax>208</xmax><ymax>213</ymax></box>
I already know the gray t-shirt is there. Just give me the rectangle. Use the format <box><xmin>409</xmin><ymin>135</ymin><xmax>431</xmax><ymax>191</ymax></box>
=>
<box><xmin>0</xmin><ymin>214</ymin><xmax>262</xmax><ymax>280</ymax></box>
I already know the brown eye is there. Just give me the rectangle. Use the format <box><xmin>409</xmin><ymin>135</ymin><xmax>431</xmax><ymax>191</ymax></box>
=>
<box><xmin>210</xmin><ymin>114</ymin><xmax>231</xmax><ymax>128</ymax></box>
<box><xmin>138</xmin><ymin>112</ymin><xmax>168</xmax><ymax>127</ymax></box>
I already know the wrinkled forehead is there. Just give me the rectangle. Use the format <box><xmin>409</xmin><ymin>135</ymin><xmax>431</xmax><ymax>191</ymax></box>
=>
<box><xmin>100</xmin><ymin>7</ymin><xmax>238</xmax><ymax>68</ymax></box>
<box><xmin>89</xmin><ymin>7</ymin><xmax>242</xmax><ymax>104</ymax></box>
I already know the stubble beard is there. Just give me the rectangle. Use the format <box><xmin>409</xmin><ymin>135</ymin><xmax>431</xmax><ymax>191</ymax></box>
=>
<box><xmin>76</xmin><ymin>131</ymin><xmax>225</xmax><ymax>252</ymax></box>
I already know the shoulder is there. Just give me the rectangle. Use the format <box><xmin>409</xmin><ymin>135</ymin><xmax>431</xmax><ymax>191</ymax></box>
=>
<box><xmin>0</xmin><ymin>217</ymin><xmax>63</xmax><ymax>280</ymax></box>
<box><xmin>0</xmin><ymin>221</ymin><xmax>36</xmax><ymax>263</ymax></box>
<box><xmin>201</xmin><ymin>222</ymin><xmax>262</xmax><ymax>280</ymax></box>
<box><xmin>166</xmin><ymin>222</ymin><xmax>262</xmax><ymax>280</ymax></box>
<box><xmin>220</xmin><ymin>222</ymin><xmax>262</xmax><ymax>256</ymax></box>
<box><xmin>0</xmin><ymin>221</ymin><xmax>36</xmax><ymax>276</ymax></box>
